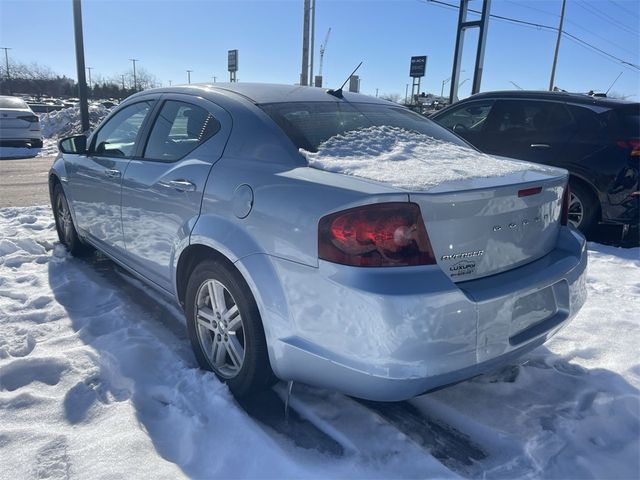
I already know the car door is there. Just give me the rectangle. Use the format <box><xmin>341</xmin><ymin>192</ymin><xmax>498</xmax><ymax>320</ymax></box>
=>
<box><xmin>65</xmin><ymin>100</ymin><xmax>155</xmax><ymax>257</ymax></box>
<box><xmin>120</xmin><ymin>94</ymin><xmax>232</xmax><ymax>291</ymax></box>
<box><xmin>480</xmin><ymin>99</ymin><xmax>575</xmax><ymax>166</ymax></box>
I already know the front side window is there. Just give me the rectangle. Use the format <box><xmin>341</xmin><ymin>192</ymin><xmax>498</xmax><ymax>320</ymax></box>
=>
<box><xmin>143</xmin><ymin>101</ymin><xmax>220</xmax><ymax>161</ymax></box>
<box><xmin>435</xmin><ymin>101</ymin><xmax>494</xmax><ymax>134</ymax></box>
<box><xmin>92</xmin><ymin>101</ymin><xmax>152</xmax><ymax>157</ymax></box>
<box><xmin>260</xmin><ymin>102</ymin><xmax>468</xmax><ymax>152</ymax></box>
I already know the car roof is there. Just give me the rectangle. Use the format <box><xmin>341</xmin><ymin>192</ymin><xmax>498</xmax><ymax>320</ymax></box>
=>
<box><xmin>461</xmin><ymin>90</ymin><xmax>637</xmax><ymax>108</ymax></box>
<box><xmin>140</xmin><ymin>82</ymin><xmax>391</xmax><ymax>106</ymax></box>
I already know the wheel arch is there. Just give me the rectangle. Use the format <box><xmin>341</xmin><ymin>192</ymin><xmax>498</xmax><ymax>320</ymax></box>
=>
<box><xmin>568</xmin><ymin>173</ymin><xmax>602</xmax><ymax>222</ymax></box>
<box><xmin>175</xmin><ymin>243</ymin><xmax>291</xmax><ymax>380</ymax></box>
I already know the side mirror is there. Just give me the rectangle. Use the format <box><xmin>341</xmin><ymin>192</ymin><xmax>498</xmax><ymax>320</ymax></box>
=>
<box><xmin>453</xmin><ymin>123</ymin><xmax>468</xmax><ymax>133</ymax></box>
<box><xmin>59</xmin><ymin>134</ymin><xmax>87</xmax><ymax>154</ymax></box>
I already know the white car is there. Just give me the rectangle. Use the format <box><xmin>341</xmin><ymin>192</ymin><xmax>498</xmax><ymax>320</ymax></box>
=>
<box><xmin>0</xmin><ymin>95</ymin><xmax>43</xmax><ymax>148</ymax></box>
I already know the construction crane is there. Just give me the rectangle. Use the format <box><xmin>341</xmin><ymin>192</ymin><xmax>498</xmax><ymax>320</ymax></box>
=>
<box><xmin>316</xmin><ymin>27</ymin><xmax>331</xmax><ymax>87</ymax></box>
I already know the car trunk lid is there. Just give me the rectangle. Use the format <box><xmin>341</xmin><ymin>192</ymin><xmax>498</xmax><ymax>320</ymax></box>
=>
<box><xmin>410</xmin><ymin>169</ymin><xmax>568</xmax><ymax>282</ymax></box>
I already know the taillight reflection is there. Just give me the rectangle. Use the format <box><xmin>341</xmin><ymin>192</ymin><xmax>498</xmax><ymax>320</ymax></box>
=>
<box><xmin>318</xmin><ymin>203</ymin><xmax>436</xmax><ymax>267</ymax></box>
<box><xmin>561</xmin><ymin>184</ymin><xmax>570</xmax><ymax>226</ymax></box>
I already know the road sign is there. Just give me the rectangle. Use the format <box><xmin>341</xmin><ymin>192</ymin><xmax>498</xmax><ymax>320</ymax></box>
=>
<box><xmin>410</xmin><ymin>56</ymin><xmax>427</xmax><ymax>78</ymax></box>
<box><xmin>228</xmin><ymin>49</ymin><xmax>238</xmax><ymax>72</ymax></box>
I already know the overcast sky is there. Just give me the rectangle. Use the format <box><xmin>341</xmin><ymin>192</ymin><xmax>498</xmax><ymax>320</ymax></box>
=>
<box><xmin>1</xmin><ymin>0</ymin><xmax>638</xmax><ymax>99</ymax></box>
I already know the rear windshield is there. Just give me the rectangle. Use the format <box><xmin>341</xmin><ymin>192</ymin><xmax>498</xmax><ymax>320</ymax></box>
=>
<box><xmin>0</xmin><ymin>97</ymin><xmax>28</xmax><ymax>109</ymax></box>
<box><xmin>260</xmin><ymin>101</ymin><xmax>469</xmax><ymax>152</ymax></box>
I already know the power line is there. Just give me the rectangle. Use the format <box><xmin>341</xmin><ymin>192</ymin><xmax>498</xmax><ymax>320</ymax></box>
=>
<box><xmin>574</xmin><ymin>0</ymin><xmax>639</xmax><ymax>37</ymax></box>
<box><xmin>505</xmin><ymin>0</ymin><xmax>637</xmax><ymax>57</ymax></box>
<box><xmin>422</xmin><ymin>0</ymin><xmax>640</xmax><ymax>71</ymax></box>
<box><xmin>608</xmin><ymin>0</ymin><xmax>640</xmax><ymax>20</ymax></box>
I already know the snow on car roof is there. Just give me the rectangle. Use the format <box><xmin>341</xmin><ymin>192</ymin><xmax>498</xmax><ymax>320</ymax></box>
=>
<box><xmin>301</xmin><ymin>125</ymin><xmax>549</xmax><ymax>190</ymax></box>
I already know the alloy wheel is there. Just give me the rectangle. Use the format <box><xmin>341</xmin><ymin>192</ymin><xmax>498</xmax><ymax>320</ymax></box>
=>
<box><xmin>195</xmin><ymin>278</ymin><xmax>245</xmax><ymax>378</ymax></box>
<box><xmin>568</xmin><ymin>192</ymin><xmax>584</xmax><ymax>229</ymax></box>
<box><xmin>56</xmin><ymin>193</ymin><xmax>73</xmax><ymax>243</ymax></box>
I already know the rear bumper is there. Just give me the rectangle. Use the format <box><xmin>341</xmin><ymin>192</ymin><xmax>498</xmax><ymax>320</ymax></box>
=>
<box><xmin>242</xmin><ymin>227</ymin><xmax>587</xmax><ymax>401</ymax></box>
<box><xmin>0</xmin><ymin>127</ymin><xmax>43</xmax><ymax>146</ymax></box>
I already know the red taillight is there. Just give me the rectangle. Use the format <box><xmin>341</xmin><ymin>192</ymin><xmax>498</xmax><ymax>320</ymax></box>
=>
<box><xmin>616</xmin><ymin>139</ymin><xmax>640</xmax><ymax>156</ymax></box>
<box><xmin>518</xmin><ymin>186</ymin><xmax>542</xmax><ymax>197</ymax></box>
<box><xmin>561</xmin><ymin>185</ymin><xmax>570</xmax><ymax>226</ymax></box>
<box><xmin>318</xmin><ymin>203</ymin><xmax>436</xmax><ymax>267</ymax></box>
<box><xmin>17</xmin><ymin>114</ymin><xmax>39</xmax><ymax>123</ymax></box>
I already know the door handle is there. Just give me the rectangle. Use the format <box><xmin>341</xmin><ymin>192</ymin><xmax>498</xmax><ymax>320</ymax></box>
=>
<box><xmin>104</xmin><ymin>169</ymin><xmax>121</xmax><ymax>179</ymax></box>
<box><xmin>159</xmin><ymin>179</ymin><xmax>197</xmax><ymax>192</ymax></box>
<box><xmin>530</xmin><ymin>144</ymin><xmax>551</xmax><ymax>149</ymax></box>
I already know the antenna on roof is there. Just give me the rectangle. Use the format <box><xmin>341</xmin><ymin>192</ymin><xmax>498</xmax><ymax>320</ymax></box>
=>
<box><xmin>605</xmin><ymin>71</ymin><xmax>623</xmax><ymax>96</ymax></box>
<box><xmin>327</xmin><ymin>61</ymin><xmax>363</xmax><ymax>99</ymax></box>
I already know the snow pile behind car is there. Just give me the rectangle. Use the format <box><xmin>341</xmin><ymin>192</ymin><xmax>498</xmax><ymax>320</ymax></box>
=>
<box><xmin>39</xmin><ymin>103</ymin><xmax>111</xmax><ymax>139</ymax></box>
<box><xmin>302</xmin><ymin>126</ymin><xmax>550</xmax><ymax>190</ymax></box>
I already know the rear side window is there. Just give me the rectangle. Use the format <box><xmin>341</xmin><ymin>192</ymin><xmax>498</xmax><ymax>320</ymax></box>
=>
<box><xmin>143</xmin><ymin>100</ymin><xmax>220</xmax><ymax>161</ymax></box>
<box><xmin>485</xmin><ymin>100</ymin><xmax>574</xmax><ymax>135</ymax></box>
<box><xmin>260</xmin><ymin>102</ymin><xmax>467</xmax><ymax>152</ymax></box>
<box><xmin>566</xmin><ymin>105</ymin><xmax>609</xmax><ymax>136</ymax></box>
<box><xmin>614</xmin><ymin>105</ymin><xmax>640</xmax><ymax>138</ymax></box>
<box><xmin>435</xmin><ymin>101</ymin><xmax>494</xmax><ymax>132</ymax></box>
<box><xmin>92</xmin><ymin>101</ymin><xmax>152</xmax><ymax>157</ymax></box>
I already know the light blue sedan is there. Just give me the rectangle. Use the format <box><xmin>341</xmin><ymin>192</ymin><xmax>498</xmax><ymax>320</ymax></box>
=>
<box><xmin>49</xmin><ymin>83</ymin><xmax>587</xmax><ymax>400</ymax></box>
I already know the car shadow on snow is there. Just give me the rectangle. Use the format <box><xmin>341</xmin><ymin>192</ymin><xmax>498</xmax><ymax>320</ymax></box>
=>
<box><xmin>47</xmin><ymin>248</ymin><xmax>343</xmax><ymax>477</ymax></box>
<box><xmin>47</xmin><ymin>247</ymin><xmax>639</xmax><ymax>478</ymax></box>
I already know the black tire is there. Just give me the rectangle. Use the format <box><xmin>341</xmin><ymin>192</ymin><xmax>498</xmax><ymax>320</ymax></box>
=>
<box><xmin>52</xmin><ymin>183</ymin><xmax>92</xmax><ymax>256</ymax></box>
<box><xmin>31</xmin><ymin>139</ymin><xmax>43</xmax><ymax>149</ymax></box>
<box><xmin>185</xmin><ymin>259</ymin><xmax>276</xmax><ymax>397</ymax></box>
<box><xmin>568</xmin><ymin>180</ymin><xmax>599</xmax><ymax>234</ymax></box>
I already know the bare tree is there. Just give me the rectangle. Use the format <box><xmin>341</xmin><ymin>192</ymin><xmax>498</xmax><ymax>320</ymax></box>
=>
<box><xmin>379</xmin><ymin>93</ymin><xmax>403</xmax><ymax>103</ymax></box>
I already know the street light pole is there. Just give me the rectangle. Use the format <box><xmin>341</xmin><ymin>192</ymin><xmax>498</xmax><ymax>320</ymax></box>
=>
<box><xmin>1</xmin><ymin>47</ymin><xmax>11</xmax><ymax>95</ymax></box>
<box><xmin>72</xmin><ymin>0</ymin><xmax>90</xmax><ymax>132</ymax></box>
<box><xmin>186</xmin><ymin>70</ymin><xmax>193</xmax><ymax>84</ymax></box>
<box><xmin>129</xmin><ymin>58</ymin><xmax>138</xmax><ymax>91</ymax></box>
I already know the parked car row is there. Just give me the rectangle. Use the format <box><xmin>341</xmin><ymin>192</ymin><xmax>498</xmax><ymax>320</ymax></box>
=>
<box><xmin>431</xmin><ymin>91</ymin><xmax>639</xmax><ymax>234</ymax></box>
<box><xmin>50</xmin><ymin>84</ymin><xmax>588</xmax><ymax>401</ymax></box>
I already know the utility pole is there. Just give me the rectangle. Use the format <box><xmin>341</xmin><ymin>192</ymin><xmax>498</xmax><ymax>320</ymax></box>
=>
<box><xmin>72</xmin><ymin>0</ymin><xmax>90</xmax><ymax>132</ymax></box>
<box><xmin>186</xmin><ymin>70</ymin><xmax>193</xmax><ymax>84</ymax></box>
<box><xmin>168</xmin><ymin>80</ymin><xmax>172</xmax><ymax>86</ymax></box>
<box><xmin>375</xmin><ymin>88</ymin><xmax>379</xmax><ymax>98</ymax></box>
<box><xmin>121</xmin><ymin>74</ymin><xmax>126</xmax><ymax>90</ymax></box>
<box><xmin>300</xmin><ymin>0</ymin><xmax>311</xmax><ymax>85</ymax></box>
<box><xmin>1</xmin><ymin>47</ymin><xmax>11</xmax><ymax>95</ymax></box>
<box><xmin>309</xmin><ymin>0</ymin><xmax>316</xmax><ymax>84</ymax></box>
<box><xmin>129</xmin><ymin>58</ymin><xmax>138</xmax><ymax>91</ymax></box>
<box><xmin>549</xmin><ymin>0</ymin><xmax>566</xmax><ymax>91</ymax></box>
<box><xmin>212</xmin><ymin>76</ymin><xmax>217</xmax><ymax>83</ymax></box>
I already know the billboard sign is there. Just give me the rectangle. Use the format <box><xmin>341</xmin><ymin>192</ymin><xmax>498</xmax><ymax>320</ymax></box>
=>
<box><xmin>228</xmin><ymin>49</ymin><xmax>238</xmax><ymax>72</ymax></box>
<box><xmin>410</xmin><ymin>56</ymin><xmax>427</xmax><ymax>78</ymax></box>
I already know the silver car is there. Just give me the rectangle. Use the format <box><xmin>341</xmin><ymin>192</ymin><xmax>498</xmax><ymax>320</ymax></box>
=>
<box><xmin>49</xmin><ymin>84</ymin><xmax>587</xmax><ymax>401</ymax></box>
<box><xmin>0</xmin><ymin>95</ymin><xmax>43</xmax><ymax>148</ymax></box>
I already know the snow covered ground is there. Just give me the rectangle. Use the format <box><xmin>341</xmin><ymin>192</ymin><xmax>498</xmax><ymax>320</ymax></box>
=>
<box><xmin>1</xmin><ymin>206</ymin><xmax>638</xmax><ymax>479</ymax></box>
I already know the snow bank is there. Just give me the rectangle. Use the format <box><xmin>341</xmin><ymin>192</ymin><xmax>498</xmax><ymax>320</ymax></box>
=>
<box><xmin>302</xmin><ymin>126</ymin><xmax>548</xmax><ymax>190</ymax></box>
<box><xmin>39</xmin><ymin>103</ymin><xmax>111</xmax><ymax>139</ymax></box>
